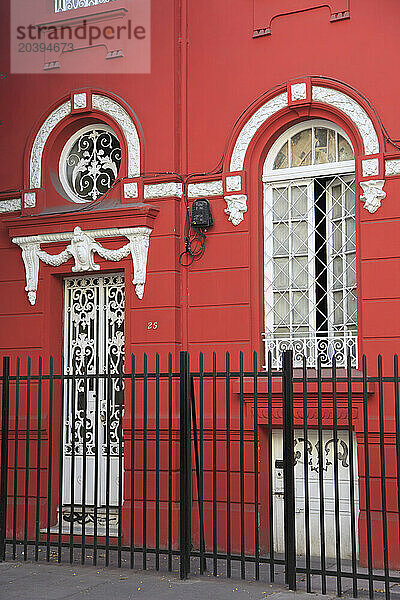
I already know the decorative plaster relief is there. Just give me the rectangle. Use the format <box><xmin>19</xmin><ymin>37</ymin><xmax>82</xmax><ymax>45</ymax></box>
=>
<box><xmin>124</xmin><ymin>182</ymin><xmax>139</xmax><ymax>198</ymax></box>
<box><xmin>187</xmin><ymin>181</ymin><xmax>223</xmax><ymax>198</ymax></box>
<box><xmin>0</xmin><ymin>199</ymin><xmax>21</xmax><ymax>213</ymax></box>
<box><xmin>230</xmin><ymin>93</ymin><xmax>288</xmax><ymax>172</ymax></box>
<box><xmin>24</xmin><ymin>192</ymin><xmax>36</xmax><ymax>208</ymax></box>
<box><xmin>143</xmin><ymin>182</ymin><xmax>183</xmax><ymax>199</ymax></box>
<box><xmin>385</xmin><ymin>159</ymin><xmax>400</xmax><ymax>176</ymax></box>
<box><xmin>73</xmin><ymin>93</ymin><xmax>87</xmax><ymax>109</ymax></box>
<box><xmin>312</xmin><ymin>86</ymin><xmax>379</xmax><ymax>155</ymax></box>
<box><xmin>226</xmin><ymin>175</ymin><xmax>242</xmax><ymax>192</ymax></box>
<box><xmin>30</xmin><ymin>101</ymin><xmax>72</xmax><ymax>189</ymax></box>
<box><xmin>360</xmin><ymin>180</ymin><xmax>386</xmax><ymax>213</ymax></box>
<box><xmin>224</xmin><ymin>194</ymin><xmax>247</xmax><ymax>226</ymax></box>
<box><xmin>362</xmin><ymin>158</ymin><xmax>379</xmax><ymax>177</ymax></box>
<box><xmin>92</xmin><ymin>95</ymin><xmax>140</xmax><ymax>178</ymax></box>
<box><xmin>291</xmin><ymin>83</ymin><xmax>307</xmax><ymax>101</ymax></box>
<box><xmin>13</xmin><ymin>225</ymin><xmax>152</xmax><ymax>305</ymax></box>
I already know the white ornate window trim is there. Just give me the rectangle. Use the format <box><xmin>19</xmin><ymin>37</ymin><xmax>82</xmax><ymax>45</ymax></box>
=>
<box><xmin>13</xmin><ymin>225</ymin><xmax>152</xmax><ymax>306</ymax></box>
<box><xmin>29</xmin><ymin>93</ymin><xmax>140</xmax><ymax>190</ymax></box>
<box><xmin>229</xmin><ymin>85</ymin><xmax>380</xmax><ymax>172</ymax></box>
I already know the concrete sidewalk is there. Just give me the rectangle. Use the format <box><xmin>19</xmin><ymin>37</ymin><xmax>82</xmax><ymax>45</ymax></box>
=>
<box><xmin>0</xmin><ymin>561</ymin><xmax>343</xmax><ymax>600</ymax></box>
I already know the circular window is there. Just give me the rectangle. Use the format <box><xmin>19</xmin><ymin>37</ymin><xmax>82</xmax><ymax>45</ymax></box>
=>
<box><xmin>59</xmin><ymin>124</ymin><xmax>122</xmax><ymax>203</ymax></box>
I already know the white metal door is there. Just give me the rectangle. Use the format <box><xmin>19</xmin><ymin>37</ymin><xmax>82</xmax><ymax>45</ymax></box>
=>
<box><xmin>272</xmin><ymin>429</ymin><xmax>359</xmax><ymax>558</ymax></box>
<box><xmin>62</xmin><ymin>273</ymin><xmax>125</xmax><ymax>507</ymax></box>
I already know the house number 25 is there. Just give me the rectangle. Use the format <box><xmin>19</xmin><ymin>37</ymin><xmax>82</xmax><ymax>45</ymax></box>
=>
<box><xmin>147</xmin><ymin>321</ymin><xmax>158</xmax><ymax>330</ymax></box>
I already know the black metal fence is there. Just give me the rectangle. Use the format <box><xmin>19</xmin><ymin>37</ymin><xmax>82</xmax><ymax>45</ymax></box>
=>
<box><xmin>0</xmin><ymin>351</ymin><xmax>400</xmax><ymax>599</ymax></box>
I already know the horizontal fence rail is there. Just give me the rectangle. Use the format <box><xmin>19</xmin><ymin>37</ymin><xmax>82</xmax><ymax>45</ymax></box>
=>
<box><xmin>0</xmin><ymin>351</ymin><xmax>399</xmax><ymax>598</ymax></box>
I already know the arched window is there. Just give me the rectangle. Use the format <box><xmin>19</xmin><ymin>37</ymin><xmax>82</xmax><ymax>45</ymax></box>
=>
<box><xmin>263</xmin><ymin>120</ymin><xmax>357</xmax><ymax>367</ymax></box>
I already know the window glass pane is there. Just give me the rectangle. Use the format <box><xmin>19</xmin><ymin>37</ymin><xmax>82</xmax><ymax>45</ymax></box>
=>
<box><xmin>331</xmin><ymin>184</ymin><xmax>342</xmax><ymax>219</ymax></box>
<box><xmin>291</xmin><ymin>129</ymin><xmax>312</xmax><ymax>167</ymax></box>
<box><xmin>314</xmin><ymin>128</ymin><xmax>336</xmax><ymax>164</ymax></box>
<box><xmin>273</xmin><ymin>187</ymin><xmax>289</xmax><ymax>220</ymax></box>
<box><xmin>346</xmin><ymin>290</ymin><xmax>357</xmax><ymax>322</ymax></box>
<box><xmin>292</xmin><ymin>292</ymin><xmax>309</xmax><ymax>324</ymax></box>
<box><xmin>345</xmin><ymin>218</ymin><xmax>356</xmax><ymax>251</ymax></box>
<box><xmin>273</xmin><ymin>258</ymin><xmax>289</xmax><ymax>289</ymax></box>
<box><xmin>274</xmin><ymin>327</ymin><xmax>290</xmax><ymax>336</ymax></box>
<box><xmin>274</xmin><ymin>293</ymin><xmax>290</xmax><ymax>325</ymax></box>
<box><xmin>273</xmin><ymin>141</ymin><xmax>289</xmax><ymax>169</ymax></box>
<box><xmin>333</xmin><ymin>257</ymin><xmax>343</xmax><ymax>289</ymax></box>
<box><xmin>291</xmin><ymin>185</ymin><xmax>308</xmax><ymax>218</ymax></box>
<box><xmin>273</xmin><ymin>223</ymin><xmax>289</xmax><ymax>255</ymax></box>
<box><xmin>333</xmin><ymin>223</ymin><xmax>342</xmax><ymax>252</ymax></box>
<box><xmin>345</xmin><ymin>182</ymin><xmax>356</xmax><ymax>213</ymax></box>
<box><xmin>333</xmin><ymin>290</ymin><xmax>344</xmax><ymax>325</ymax></box>
<box><xmin>345</xmin><ymin>253</ymin><xmax>356</xmax><ymax>287</ymax></box>
<box><xmin>338</xmin><ymin>134</ymin><xmax>354</xmax><ymax>161</ymax></box>
<box><xmin>292</xmin><ymin>257</ymin><xmax>308</xmax><ymax>289</ymax></box>
<box><xmin>292</xmin><ymin>222</ymin><xmax>308</xmax><ymax>253</ymax></box>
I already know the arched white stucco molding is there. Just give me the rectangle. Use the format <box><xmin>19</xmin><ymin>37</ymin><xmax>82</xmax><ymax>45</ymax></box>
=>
<box><xmin>228</xmin><ymin>80</ymin><xmax>382</xmax><ymax>173</ymax></box>
<box><xmin>28</xmin><ymin>89</ymin><xmax>142</xmax><ymax>191</ymax></box>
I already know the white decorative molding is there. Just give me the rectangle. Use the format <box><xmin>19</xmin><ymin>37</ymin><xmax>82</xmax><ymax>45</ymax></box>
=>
<box><xmin>312</xmin><ymin>86</ymin><xmax>379</xmax><ymax>155</ymax></box>
<box><xmin>385</xmin><ymin>159</ymin><xmax>400</xmax><ymax>176</ymax></box>
<box><xmin>24</xmin><ymin>192</ymin><xmax>36</xmax><ymax>208</ymax></box>
<box><xmin>144</xmin><ymin>182</ymin><xmax>183</xmax><ymax>199</ymax></box>
<box><xmin>230</xmin><ymin>93</ymin><xmax>288</xmax><ymax>171</ymax></box>
<box><xmin>226</xmin><ymin>175</ymin><xmax>242</xmax><ymax>192</ymax></box>
<box><xmin>30</xmin><ymin>101</ymin><xmax>72</xmax><ymax>189</ymax></box>
<box><xmin>362</xmin><ymin>158</ymin><xmax>379</xmax><ymax>177</ymax></box>
<box><xmin>291</xmin><ymin>83</ymin><xmax>307</xmax><ymax>101</ymax></box>
<box><xmin>73</xmin><ymin>93</ymin><xmax>87</xmax><ymax>110</ymax></box>
<box><xmin>360</xmin><ymin>180</ymin><xmax>386</xmax><ymax>213</ymax></box>
<box><xmin>30</xmin><ymin>94</ymin><xmax>141</xmax><ymax>189</ymax></box>
<box><xmin>124</xmin><ymin>182</ymin><xmax>139</xmax><ymax>198</ymax></box>
<box><xmin>224</xmin><ymin>194</ymin><xmax>247</xmax><ymax>226</ymax></box>
<box><xmin>92</xmin><ymin>95</ymin><xmax>140</xmax><ymax>178</ymax></box>
<box><xmin>0</xmin><ymin>199</ymin><xmax>21</xmax><ymax>213</ymax></box>
<box><xmin>13</xmin><ymin>226</ymin><xmax>152</xmax><ymax>305</ymax></box>
<box><xmin>187</xmin><ymin>181</ymin><xmax>223</xmax><ymax>198</ymax></box>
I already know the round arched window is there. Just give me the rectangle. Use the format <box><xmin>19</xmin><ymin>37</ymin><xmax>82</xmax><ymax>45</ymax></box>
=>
<box><xmin>59</xmin><ymin>124</ymin><xmax>122</xmax><ymax>203</ymax></box>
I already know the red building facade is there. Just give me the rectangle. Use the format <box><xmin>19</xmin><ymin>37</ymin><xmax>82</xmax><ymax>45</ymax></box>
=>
<box><xmin>0</xmin><ymin>0</ymin><xmax>399</xmax><ymax>570</ymax></box>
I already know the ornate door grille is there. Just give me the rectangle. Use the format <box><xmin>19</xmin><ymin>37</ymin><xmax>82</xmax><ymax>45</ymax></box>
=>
<box><xmin>62</xmin><ymin>273</ymin><xmax>125</xmax><ymax>508</ymax></box>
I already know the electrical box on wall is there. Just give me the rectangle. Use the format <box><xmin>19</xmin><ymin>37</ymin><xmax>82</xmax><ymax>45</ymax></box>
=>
<box><xmin>190</xmin><ymin>198</ymin><xmax>213</xmax><ymax>229</ymax></box>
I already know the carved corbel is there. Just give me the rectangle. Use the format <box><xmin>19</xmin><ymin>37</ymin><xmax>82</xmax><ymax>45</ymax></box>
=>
<box><xmin>360</xmin><ymin>180</ymin><xmax>386</xmax><ymax>213</ymax></box>
<box><xmin>20</xmin><ymin>242</ymin><xmax>40</xmax><ymax>306</ymax></box>
<box><xmin>224</xmin><ymin>194</ymin><xmax>248</xmax><ymax>226</ymax></box>
<box><xmin>126</xmin><ymin>228</ymin><xmax>151</xmax><ymax>299</ymax></box>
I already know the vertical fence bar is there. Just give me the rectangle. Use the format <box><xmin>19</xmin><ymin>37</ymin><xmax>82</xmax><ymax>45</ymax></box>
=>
<box><xmin>58</xmin><ymin>357</ymin><xmax>65</xmax><ymax>563</ymax></box>
<box><xmin>24</xmin><ymin>357</ymin><xmax>31</xmax><ymax>562</ymax></box>
<box><xmin>282</xmin><ymin>350</ymin><xmax>296</xmax><ymax>591</ymax></box>
<box><xmin>332</xmin><ymin>356</ymin><xmax>342</xmax><ymax>596</ymax></box>
<box><xmin>179</xmin><ymin>351</ymin><xmax>191</xmax><ymax>580</ymax></box>
<box><xmin>93</xmin><ymin>357</ymin><xmax>99</xmax><ymax>566</ymax></box>
<box><xmin>34</xmin><ymin>357</ymin><xmax>42</xmax><ymax>562</ymax></box>
<box><xmin>81</xmin><ymin>362</ymin><xmax>88</xmax><ymax>565</ymax></box>
<box><xmin>199</xmin><ymin>352</ymin><xmax>205</xmax><ymax>575</ymax></box>
<box><xmin>253</xmin><ymin>351</ymin><xmax>260</xmax><ymax>581</ymax></box>
<box><xmin>143</xmin><ymin>353</ymin><xmax>148</xmax><ymax>570</ymax></box>
<box><xmin>69</xmin><ymin>363</ymin><xmax>77</xmax><ymax>564</ymax></box>
<box><xmin>0</xmin><ymin>356</ymin><xmax>10</xmax><ymax>562</ymax></box>
<box><xmin>105</xmin><ymin>366</ymin><xmax>111</xmax><ymax>567</ymax></box>
<box><xmin>347</xmin><ymin>353</ymin><xmax>358</xmax><ymax>598</ymax></box>
<box><xmin>362</xmin><ymin>355</ymin><xmax>374</xmax><ymax>599</ymax></box>
<box><xmin>239</xmin><ymin>352</ymin><xmax>245</xmax><ymax>580</ymax></box>
<box><xmin>117</xmin><ymin>363</ymin><xmax>123</xmax><ymax>568</ymax></box>
<box><xmin>155</xmin><ymin>353</ymin><xmax>160</xmax><ymax>571</ymax></box>
<box><xmin>46</xmin><ymin>358</ymin><xmax>54</xmax><ymax>563</ymax></box>
<box><xmin>377</xmin><ymin>355</ymin><xmax>390</xmax><ymax>600</ymax></box>
<box><xmin>317</xmin><ymin>356</ymin><xmax>326</xmax><ymax>594</ymax></box>
<box><xmin>302</xmin><ymin>355</ymin><xmax>311</xmax><ymax>593</ymax></box>
<box><xmin>167</xmin><ymin>353</ymin><xmax>172</xmax><ymax>572</ymax></box>
<box><xmin>394</xmin><ymin>355</ymin><xmax>400</xmax><ymax>567</ymax></box>
<box><xmin>191</xmin><ymin>375</ymin><xmax>206</xmax><ymax>574</ymax></box>
<box><xmin>226</xmin><ymin>351</ymin><xmax>231</xmax><ymax>578</ymax></box>
<box><xmin>12</xmin><ymin>358</ymin><xmax>20</xmax><ymax>560</ymax></box>
<box><xmin>212</xmin><ymin>352</ymin><xmax>217</xmax><ymax>577</ymax></box>
<box><xmin>267</xmin><ymin>351</ymin><xmax>275</xmax><ymax>582</ymax></box>
<box><xmin>130</xmin><ymin>354</ymin><xmax>136</xmax><ymax>570</ymax></box>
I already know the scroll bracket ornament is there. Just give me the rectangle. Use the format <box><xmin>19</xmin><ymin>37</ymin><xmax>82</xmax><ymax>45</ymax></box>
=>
<box><xmin>224</xmin><ymin>194</ymin><xmax>248</xmax><ymax>226</ymax></box>
<box><xmin>13</xmin><ymin>225</ymin><xmax>152</xmax><ymax>305</ymax></box>
<box><xmin>360</xmin><ymin>180</ymin><xmax>386</xmax><ymax>213</ymax></box>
